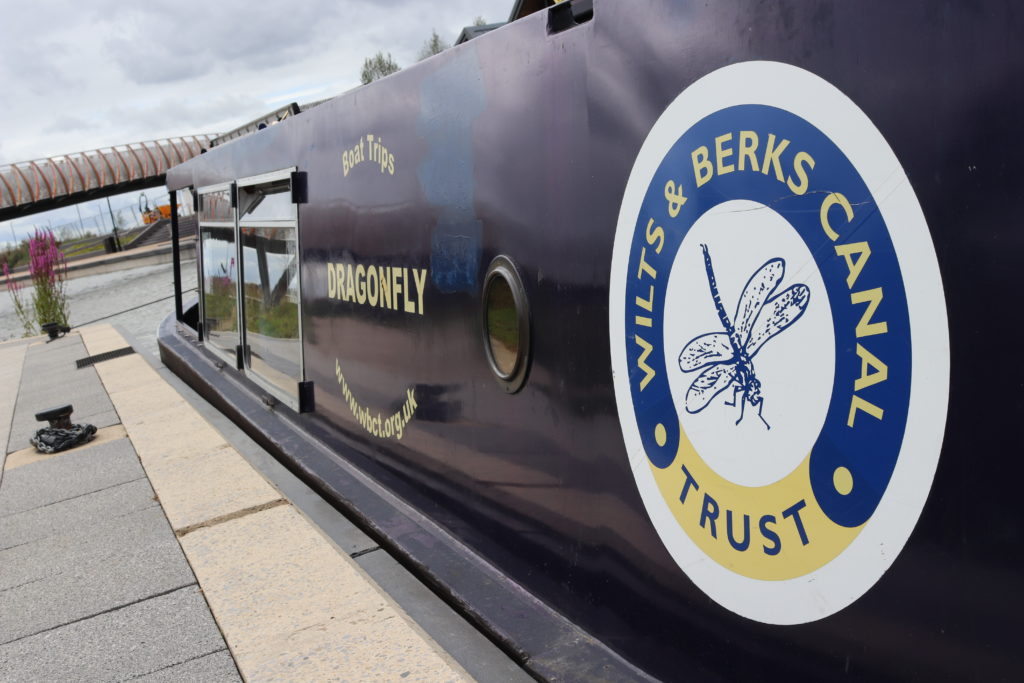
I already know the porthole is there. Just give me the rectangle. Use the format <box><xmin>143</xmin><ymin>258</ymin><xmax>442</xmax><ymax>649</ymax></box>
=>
<box><xmin>481</xmin><ymin>256</ymin><xmax>531</xmax><ymax>393</ymax></box>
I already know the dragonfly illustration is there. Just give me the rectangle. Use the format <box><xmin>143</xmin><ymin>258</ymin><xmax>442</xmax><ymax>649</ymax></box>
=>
<box><xmin>677</xmin><ymin>245</ymin><xmax>810</xmax><ymax>429</ymax></box>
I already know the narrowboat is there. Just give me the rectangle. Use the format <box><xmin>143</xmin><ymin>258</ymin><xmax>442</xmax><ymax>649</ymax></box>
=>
<box><xmin>158</xmin><ymin>1</ymin><xmax>1024</xmax><ymax>679</ymax></box>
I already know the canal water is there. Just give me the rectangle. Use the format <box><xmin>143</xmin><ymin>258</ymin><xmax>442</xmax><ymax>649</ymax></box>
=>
<box><xmin>0</xmin><ymin>261</ymin><xmax>198</xmax><ymax>359</ymax></box>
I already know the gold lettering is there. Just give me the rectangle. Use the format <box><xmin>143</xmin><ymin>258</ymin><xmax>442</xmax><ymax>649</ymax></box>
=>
<box><xmin>637</xmin><ymin>247</ymin><xmax>657</xmax><ymax>280</ymax></box>
<box><xmin>635</xmin><ymin>285</ymin><xmax>655</xmax><ymax>312</ymax></box>
<box><xmin>646</xmin><ymin>218</ymin><xmax>665</xmax><ymax>253</ymax></box>
<box><xmin>345</xmin><ymin>264</ymin><xmax>355</xmax><ymax>301</ymax></box>
<box><xmin>403</xmin><ymin>267</ymin><xmax>416</xmax><ymax>313</ymax></box>
<box><xmin>635</xmin><ymin>335</ymin><xmax>657</xmax><ymax>391</ymax></box>
<box><xmin>851</xmin><ymin>288</ymin><xmax>888</xmax><ymax>338</ymax></box>
<box><xmin>820</xmin><ymin>192</ymin><xmax>854</xmax><ymax>241</ymax></box>
<box><xmin>761</xmin><ymin>134</ymin><xmax>790</xmax><ymax>182</ymax></box>
<box><xmin>392</xmin><ymin>268</ymin><xmax>403</xmax><ymax>310</ymax></box>
<box><xmin>786</xmin><ymin>151</ymin><xmax>815</xmax><ymax>195</ymax></box>
<box><xmin>692</xmin><ymin>146</ymin><xmax>713</xmax><ymax>187</ymax></box>
<box><xmin>366</xmin><ymin>264</ymin><xmax>379</xmax><ymax>306</ymax></box>
<box><xmin>835</xmin><ymin>241</ymin><xmax>871</xmax><ymax>289</ymax></box>
<box><xmin>355</xmin><ymin>264</ymin><xmax>367</xmax><ymax>304</ymax></box>
<box><xmin>379</xmin><ymin>266</ymin><xmax>392</xmax><ymax>309</ymax></box>
<box><xmin>738</xmin><ymin>130</ymin><xmax>759</xmax><ymax>172</ymax></box>
<box><xmin>848</xmin><ymin>394</ymin><xmax>884</xmax><ymax>427</ymax></box>
<box><xmin>413</xmin><ymin>268</ymin><xmax>427</xmax><ymax>315</ymax></box>
<box><xmin>854</xmin><ymin>344</ymin><xmax>888</xmax><ymax>391</ymax></box>
<box><xmin>663</xmin><ymin>182</ymin><xmax>687</xmax><ymax>219</ymax></box>
<box><xmin>715</xmin><ymin>133</ymin><xmax>735</xmax><ymax>176</ymax></box>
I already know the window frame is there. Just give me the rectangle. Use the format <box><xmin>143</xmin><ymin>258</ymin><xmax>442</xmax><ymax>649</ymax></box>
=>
<box><xmin>196</xmin><ymin>181</ymin><xmax>240</xmax><ymax>368</ymax></box>
<box><xmin>235</xmin><ymin>167</ymin><xmax>304</xmax><ymax>410</ymax></box>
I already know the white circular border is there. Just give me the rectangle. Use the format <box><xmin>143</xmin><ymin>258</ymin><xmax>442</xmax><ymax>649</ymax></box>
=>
<box><xmin>609</xmin><ymin>61</ymin><xmax>950</xmax><ymax>624</ymax></box>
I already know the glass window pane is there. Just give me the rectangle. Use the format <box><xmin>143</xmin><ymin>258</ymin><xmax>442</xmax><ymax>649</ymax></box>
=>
<box><xmin>200</xmin><ymin>189</ymin><xmax>233</xmax><ymax>222</ymax></box>
<box><xmin>485</xmin><ymin>275</ymin><xmax>519</xmax><ymax>377</ymax></box>
<box><xmin>238</xmin><ymin>182</ymin><xmax>294</xmax><ymax>222</ymax></box>
<box><xmin>201</xmin><ymin>228</ymin><xmax>239</xmax><ymax>355</ymax></box>
<box><xmin>241</xmin><ymin>225</ymin><xmax>300</xmax><ymax>394</ymax></box>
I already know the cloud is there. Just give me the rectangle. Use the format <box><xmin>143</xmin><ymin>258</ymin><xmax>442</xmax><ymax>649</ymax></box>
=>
<box><xmin>43</xmin><ymin>115</ymin><xmax>100</xmax><ymax>135</ymax></box>
<box><xmin>103</xmin><ymin>94</ymin><xmax>269</xmax><ymax>139</ymax></box>
<box><xmin>103</xmin><ymin>0</ymin><xmax>348</xmax><ymax>85</ymax></box>
<box><xmin>0</xmin><ymin>0</ymin><xmax>512</xmax><ymax>163</ymax></box>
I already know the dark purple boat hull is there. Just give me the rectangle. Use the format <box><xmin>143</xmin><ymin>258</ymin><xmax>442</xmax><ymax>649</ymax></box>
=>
<box><xmin>163</xmin><ymin>1</ymin><xmax>1024</xmax><ymax>679</ymax></box>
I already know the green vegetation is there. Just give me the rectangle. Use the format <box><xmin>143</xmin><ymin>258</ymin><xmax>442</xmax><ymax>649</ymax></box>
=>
<box><xmin>203</xmin><ymin>279</ymin><xmax>238</xmax><ymax>333</ymax></box>
<box><xmin>418</xmin><ymin>30</ymin><xmax>449</xmax><ymax>61</ymax></box>
<box><xmin>4</xmin><ymin>229</ymin><xmax>70</xmax><ymax>336</ymax></box>
<box><xmin>1</xmin><ymin>240</ymin><xmax>30</xmax><ymax>270</ymax></box>
<box><xmin>360</xmin><ymin>52</ymin><xmax>400</xmax><ymax>85</ymax></box>
<box><xmin>486</xmin><ymin>282</ymin><xmax>519</xmax><ymax>373</ymax></box>
<box><xmin>244</xmin><ymin>283</ymin><xmax>299</xmax><ymax>339</ymax></box>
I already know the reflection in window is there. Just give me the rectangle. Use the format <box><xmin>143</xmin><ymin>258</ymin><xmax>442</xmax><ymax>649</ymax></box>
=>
<box><xmin>201</xmin><ymin>228</ymin><xmax>239</xmax><ymax>356</ymax></box>
<box><xmin>482</xmin><ymin>256</ymin><xmax>530</xmax><ymax>393</ymax></box>
<box><xmin>200</xmin><ymin>189</ymin><xmax>233</xmax><ymax>222</ymax></box>
<box><xmin>238</xmin><ymin>181</ymin><xmax>294</xmax><ymax>222</ymax></box>
<box><xmin>486</xmin><ymin>274</ymin><xmax>519</xmax><ymax>377</ymax></box>
<box><xmin>241</xmin><ymin>225</ymin><xmax>300</xmax><ymax>394</ymax></box>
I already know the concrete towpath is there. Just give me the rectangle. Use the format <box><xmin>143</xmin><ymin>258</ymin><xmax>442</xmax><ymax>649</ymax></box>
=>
<box><xmin>0</xmin><ymin>326</ymin><xmax>529</xmax><ymax>682</ymax></box>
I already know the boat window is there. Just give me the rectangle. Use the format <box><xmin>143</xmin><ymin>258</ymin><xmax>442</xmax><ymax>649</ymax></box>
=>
<box><xmin>197</xmin><ymin>183</ymin><xmax>239</xmax><ymax>364</ymax></box>
<box><xmin>237</xmin><ymin>169</ymin><xmax>304</xmax><ymax>408</ymax></box>
<box><xmin>237</xmin><ymin>180</ymin><xmax>293</xmax><ymax>222</ymax></box>
<box><xmin>199</xmin><ymin>188</ymin><xmax>233</xmax><ymax>223</ymax></box>
<box><xmin>482</xmin><ymin>256</ymin><xmax>531</xmax><ymax>393</ymax></box>
<box><xmin>200</xmin><ymin>228</ymin><xmax>239</xmax><ymax>357</ymax></box>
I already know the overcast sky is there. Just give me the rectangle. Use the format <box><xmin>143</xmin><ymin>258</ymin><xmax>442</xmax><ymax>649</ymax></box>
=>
<box><xmin>0</xmin><ymin>0</ymin><xmax>512</xmax><ymax>245</ymax></box>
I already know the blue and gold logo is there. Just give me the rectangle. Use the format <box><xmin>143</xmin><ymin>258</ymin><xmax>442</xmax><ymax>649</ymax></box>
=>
<box><xmin>609</xmin><ymin>63</ymin><xmax>949</xmax><ymax>623</ymax></box>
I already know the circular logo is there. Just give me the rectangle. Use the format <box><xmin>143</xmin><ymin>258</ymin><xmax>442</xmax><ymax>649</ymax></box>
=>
<box><xmin>609</xmin><ymin>62</ymin><xmax>949</xmax><ymax>624</ymax></box>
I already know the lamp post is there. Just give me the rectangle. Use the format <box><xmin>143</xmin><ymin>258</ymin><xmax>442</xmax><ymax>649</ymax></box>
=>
<box><xmin>74</xmin><ymin>204</ymin><xmax>86</xmax><ymax>239</ymax></box>
<box><xmin>106</xmin><ymin>196</ymin><xmax>121</xmax><ymax>251</ymax></box>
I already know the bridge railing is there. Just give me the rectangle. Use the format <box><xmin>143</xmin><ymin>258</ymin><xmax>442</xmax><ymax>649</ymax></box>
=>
<box><xmin>0</xmin><ymin>135</ymin><xmax>216</xmax><ymax>220</ymax></box>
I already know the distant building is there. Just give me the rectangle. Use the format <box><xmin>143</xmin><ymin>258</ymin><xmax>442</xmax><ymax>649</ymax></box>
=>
<box><xmin>455</xmin><ymin>22</ymin><xmax>505</xmax><ymax>46</ymax></box>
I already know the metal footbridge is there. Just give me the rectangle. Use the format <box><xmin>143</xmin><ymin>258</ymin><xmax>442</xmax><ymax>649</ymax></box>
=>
<box><xmin>0</xmin><ymin>135</ymin><xmax>216</xmax><ymax>222</ymax></box>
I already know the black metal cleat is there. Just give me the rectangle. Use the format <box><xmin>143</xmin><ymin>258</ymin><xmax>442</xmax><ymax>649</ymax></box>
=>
<box><xmin>35</xmin><ymin>404</ymin><xmax>74</xmax><ymax>429</ymax></box>
<box><xmin>41</xmin><ymin>321</ymin><xmax>70</xmax><ymax>342</ymax></box>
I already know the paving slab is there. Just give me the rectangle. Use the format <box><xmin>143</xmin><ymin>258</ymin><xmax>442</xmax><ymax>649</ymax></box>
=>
<box><xmin>356</xmin><ymin>549</ymin><xmax>535</xmax><ymax>683</ymax></box>
<box><xmin>134</xmin><ymin>649</ymin><xmax>240</xmax><ymax>683</ymax></box>
<box><xmin>0</xmin><ymin>477</ymin><xmax>155</xmax><ymax>550</ymax></box>
<box><xmin>16</xmin><ymin>381</ymin><xmax>113</xmax><ymax>409</ymax></box>
<box><xmin>75</xmin><ymin>323</ymin><xmax>530</xmax><ymax>682</ymax></box>
<box><xmin>178</xmin><ymin>503</ymin><xmax>469</xmax><ymax>682</ymax></box>
<box><xmin>6</xmin><ymin>335</ymin><xmax>117</xmax><ymax>454</ymax></box>
<box><xmin>0</xmin><ymin>506</ymin><xmax>195</xmax><ymax>643</ymax></box>
<box><xmin>0</xmin><ymin>586</ymin><xmax>236</xmax><ymax>683</ymax></box>
<box><xmin>81</xmin><ymin>350</ymin><xmax>154</xmax><ymax>395</ymax></box>
<box><xmin>74</xmin><ymin>326</ymin><xmax>128</xmax><ymax>357</ymax></box>
<box><xmin>0</xmin><ymin>340</ymin><xmax>30</xmax><ymax>475</ymax></box>
<box><xmin>0</xmin><ymin>330</ymin><xmax>242</xmax><ymax>682</ymax></box>
<box><xmin>144</xmin><ymin>444</ymin><xmax>283</xmax><ymax>532</ymax></box>
<box><xmin>0</xmin><ymin>437</ymin><xmax>144</xmax><ymax>517</ymax></box>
